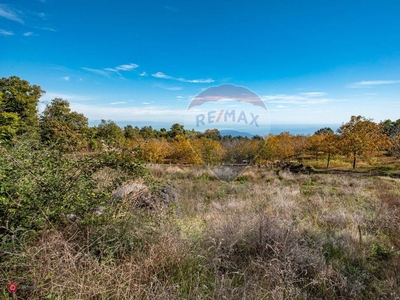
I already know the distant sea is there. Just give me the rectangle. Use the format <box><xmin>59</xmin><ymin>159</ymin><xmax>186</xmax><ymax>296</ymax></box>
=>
<box><xmin>90</xmin><ymin>120</ymin><xmax>341</xmax><ymax>136</ymax></box>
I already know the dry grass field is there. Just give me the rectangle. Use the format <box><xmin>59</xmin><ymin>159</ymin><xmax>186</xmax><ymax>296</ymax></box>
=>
<box><xmin>2</xmin><ymin>163</ymin><xmax>400</xmax><ymax>299</ymax></box>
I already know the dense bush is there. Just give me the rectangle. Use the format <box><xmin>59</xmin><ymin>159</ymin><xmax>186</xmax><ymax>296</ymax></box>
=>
<box><xmin>0</xmin><ymin>142</ymin><xmax>147</xmax><ymax>261</ymax></box>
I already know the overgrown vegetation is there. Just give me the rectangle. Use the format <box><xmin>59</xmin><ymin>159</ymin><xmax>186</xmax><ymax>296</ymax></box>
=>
<box><xmin>2</xmin><ymin>161</ymin><xmax>400</xmax><ymax>299</ymax></box>
<box><xmin>1</xmin><ymin>76</ymin><xmax>400</xmax><ymax>298</ymax></box>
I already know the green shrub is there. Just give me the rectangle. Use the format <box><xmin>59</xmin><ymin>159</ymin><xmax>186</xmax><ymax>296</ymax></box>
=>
<box><xmin>0</xmin><ymin>142</ymin><xmax>147</xmax><ymax>262</ymax></box>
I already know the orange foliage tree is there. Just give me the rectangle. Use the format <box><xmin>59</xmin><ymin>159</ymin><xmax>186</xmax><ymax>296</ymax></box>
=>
<box><xmin>263</xmin><ymin>132</ymin><xmax>294</xmax><ymax>162</ymax></box>
<box><xmin>338</xmin><ymin>116</ymin><xmax>392</xmax><ymax>169</ymax></box>
<box><xmin>191</xmin><ymin>137</ymin><xmax>225</xmax><ymax>165</ymax></box>
<box><xmin>168</xmin><ymin>135</ymin><xmax>201</xmax><ymax>164</ymax></box>
<box><xmin>139</xmin><ymin>139</ymin><xmax>171</xmax><ymax>163</ymax></box>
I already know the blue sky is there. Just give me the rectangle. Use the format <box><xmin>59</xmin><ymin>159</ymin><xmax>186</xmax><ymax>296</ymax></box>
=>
<box><xmin>1</xmin><ymin>0</ymin><xmax>400</xmax><ymax>134</ymax></box>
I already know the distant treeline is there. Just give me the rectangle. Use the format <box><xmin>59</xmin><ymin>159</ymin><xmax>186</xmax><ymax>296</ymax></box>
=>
<box><xmin>1</xmin><ymin>76</ymin><xmax>399</xmax><ymax>168</ymax></box>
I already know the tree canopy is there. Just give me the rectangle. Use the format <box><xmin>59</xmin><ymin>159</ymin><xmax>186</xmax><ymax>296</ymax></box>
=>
<box><xmin>0</xmin><ymin>76</ymin><xmax>44</xmax><ymax>138</ymax></box>
<box><xmin>337</xmin><ymin>116</ymin><xmax>392</xmax><ymax>169</ymax></box>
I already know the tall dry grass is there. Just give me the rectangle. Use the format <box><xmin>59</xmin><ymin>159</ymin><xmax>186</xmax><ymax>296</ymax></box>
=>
<box><xmin>2</xmin><ymin>164</ymin><xmax>400</xmax><ymax>299</ymax></box>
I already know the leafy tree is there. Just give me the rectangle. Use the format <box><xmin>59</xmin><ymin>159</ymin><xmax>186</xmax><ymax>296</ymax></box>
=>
<box><xmin>191</xmin><ymin>137</ymin><xmax>224</xmax><ymax>165</ymax></box>
<box><xmin>252</xmin><ymin>134</ymin><xmax>264</xmax><ymax>141</ymax></box>
<box><xmin>0</xmin><ymin>76</ymin><xmax>44</xmax><ymax>138</ymax></box>
<box><xmin>168</xmin><ymin>123</ymin><xmax>185</xmax><ymax>139</ymax></box>
<box><xmin>291</xmin><ymin>134</ymin><xmax>307</xmax><ymax>160</ymax></box>
<box><xmin>263</xmin><ymin>132</ymin><xmax>294</xmax><ymax>161</ymax></box>
<box><xmin>0</xmin><ymin>111</ymin><xmax>19</xmax><ymax>141</ymax></box>
<box><xmin>139</xmin><ymin>139</ymin><xmax>171</xmax><ymax>163</ymax></box>
<box><xmin>40</xmin><ymin>98</ymin><xmax>89</xmax><ymax>151</ymax></box>
<box><xmin>314</xmin><ymin>127</ymin><xmax>334</xmax><ymax>135</ymax></box>
<box><xmin>96</xmin><ymin>119</ymin><xmax>125</xmax><ymax>148</ymax></box>
<box><xmin>381</xmin><ymin>119</ymin><xmax>400</xmax><ymax>157</ymax></box>
<box><xmin>307</xmin><ymin>134</ymin><xmax>324</xmax><ymax>161</ymax></box>
<box><xmin>168</xmin><ymin>135</ymin><xmax>201</xmax><ymax>164</ymax></box>
<box><xmin>203</xmin><ymin>129</ymin><xmax>221</xmax><ymax>140</ymax></box>
<box><xmin>337</xmin><ymin>116</ymin><xmax>392</xmax><ymax>169</ymax></box>
<box><xmin>140</xmin><ymin>126</ymin><xmax>155</xmax><ymax>139</ymax></box>
<box><xmin>389</xmin><ymin>122</ymin><xmax>400</xmax><ymax>158</ymax></box>
<box><xmin>320</xmin><ymin>133</ymin><xmax>339</xmax><ymax>168</ymax></box>
<box><xmin>224</xmin><ymin>139</ymin><xmax>262</xmax><ymax>164</ymax></box>
<box><xmin>124</xmin><ymin>125</ymin><xmax>139</xmax><ymax>139</ymax></box>
<box><xmin>156</xmin><ymin>128</ymin><xmax>168</xmax><ymax>139</ymax></box>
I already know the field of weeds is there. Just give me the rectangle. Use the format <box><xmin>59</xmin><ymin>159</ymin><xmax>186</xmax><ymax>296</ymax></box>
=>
<box><xmin>2</xmin><ymin>162</ymin><xmax>400</xmax><ymax>299</ymax></box>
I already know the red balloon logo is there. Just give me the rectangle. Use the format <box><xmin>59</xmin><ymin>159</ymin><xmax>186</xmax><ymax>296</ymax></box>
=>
<box><xmin>7</xmin><ymin>282</ymin><xmax>18</xmax><ymax>293</ymax></box>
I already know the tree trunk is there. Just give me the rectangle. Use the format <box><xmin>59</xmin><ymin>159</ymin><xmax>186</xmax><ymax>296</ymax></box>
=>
<box><xmin>326</xmin><ymin>152</ymin><xmax>331</xmax><ymax>168</ymax></box>
<box><xmin>352</xmin><ymin>151</ymin><xmax>357</xmax><ymax>169</ymax></box>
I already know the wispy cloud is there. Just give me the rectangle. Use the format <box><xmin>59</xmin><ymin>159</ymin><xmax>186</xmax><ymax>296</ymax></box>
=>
<box><xmin>262</xmin><ymin>92</ymin><xmax>330</xmax><ymax>105</ymax></box>
<box><xmin>83</xmin><ymin>63</ymin><xmax>139</xmax><ymax>77</ymax></box>
<box><xmin>165</xmin><ymin>86</ymin><xmax>183</xmax><ymax>91</ymax></box>
<box><xmin>152</xmin><ymin>71</ymin><xmax>214</xmax><ymax>84</ymax></box>
<box><xmin>0</xmin><ymin>4</ymin><xmax>24</xmax><ymax>24</ymax></box>
<box><xmin>116</xmin><ymin>63</ymin><xmax>138</xmax><ymax>71</ymax></box>
<box><xmin>62</xmin><ymin>76</ymin><xmax>70</xmax><ymax>81</ymax></box>
<box><xmin>155</xmin><ymin>84</ymin><xmax>183</xmax><ymax>91</ymax></box>
<box><xmin>300</xmin><ymin>92</ymin><xmax>326</xmax><ymax>97</ymax></box>
<box><xmin>23</xmin><ymin>31</ymin><xmax>33</xmax><ymax>36</ymax></box>
<box><xmin>110</xmin><ymin>101</ymin><xmax>126</xmax><ymax>105</ymax></box>
<box><xmin>348</xmin><ymin>80</ymin><xmax>400</xmax><ymax>88</ymax></box>
<box><xmin>82</xmin><ymin>67</ymin><xmax>110</xmax><ymax>77</ymax></box>
<box><xmin>139</xmin><ymin>72</ymin><xmax>148</xmax><ymax>77</ymax></box>
<box><xmin>39</xmin><ymin>27</ymin><xmax>56</xmax><ymax>32</ymax></box>
<box><xmin>70</xmin><ymin>103</ymin><xmax>187</xmax><ymax>122</ymax></box>
<box><xmin>0</xmin><ymin>29</ymin><xmax>14</xmax><ymax>36</ymax></box>
<box><xmin>40</xmin><ymin>92</ymin><xmax>92</xmax><ymax>103</ymax></box>
<box><xmin>36</xmin><ymin>12</ymin><xmax>46</xmax><ymax>19</ymax></box>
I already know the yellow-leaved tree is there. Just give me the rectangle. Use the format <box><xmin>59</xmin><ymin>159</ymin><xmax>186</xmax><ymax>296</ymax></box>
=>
<box><xmin>191</xmin><ymin>137</ymin><xmax>224</xmax><ymax>165</ymax></box>
<box><xmin>338</xmin><ymin>116</ymin><xmax>392</xmax><ymax>169</ymax></box>
<box><xmin>263</xmin><ymin>132</ymin><xmax>294</xmax><ymax>162</ymax></box>
<box><xmin>139</xmin><ymin>139</ymin><xmax>171</xmax><ymax>163</ymax></box>
<box><xmin>168</xmin><ymin>135</ymin><xmax>202</xmax><ymax>164</ymax></box>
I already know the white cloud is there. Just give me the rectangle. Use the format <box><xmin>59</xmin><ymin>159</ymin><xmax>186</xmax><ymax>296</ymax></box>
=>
<box><xmin>115</xmin><ymin>63</ymin><xmax>138</xmax><ymax>71</ymax></box>
<box><xmin>142</xmin><ymin>102</ymin><xmax>152</xmax><ymax>105</ymax></box>
<box><xmin>70</xmin><ymin>103</ymin><xmax>187</xmax><ymax>122</ymax></box>
<box><xmin>0</xmin><ymin>5</ymin><xmax>24</xmax><ymax>24</ymax></box>
<box><xmin>262</xmin><ymin>93</ymin><xmax>330</xmax><ymax>105</ymax></box>
<box><xmin>0</xmin><ymin>29</ymin><xmax>14</xmax><ymax>36</ymax></box>
<box><xmin>300</xmin><ymin>92</ymin><xmax>326</xmax><ymax>97</ymax></box>
<box><xmin>110</xmin><ymin>101</ymin><xmax>126</xmax><ymax>105</ymax></box>
<box><xmin>104</xmin><ymin>68</ymin><xmax>119</xmax><ymax>74</ymax></box>
<box><xmin>152</xmin><ymin>72</ymin><xmax>171</xmax><ymax>79</ymax></box>
<box><xmin>348</xmin><ymin>80</ymin><xmax>400</xmax><ymax>88</ymax></box>
<box><xmin>155</xmin><ymin>84</ymin><xmax>183</xmax><ymax>91</ymax></box>
<box><xmin>23</xmin><ymin>31</ymin><xmax>33</xmax><ymax>36</ymax></box>
<box><xmin>82</xmin><ymin>67</ymin><xmax>110</xmax><ymax>77</ymax></box>
<box><xmin>84</xmin><ymin>63</ymin><xmax>139</xmax><ymax>77</ymax></box>
<box><xmin>62</xmin><ymin>76</ymin><xmax>70</xmax><ymax>81</ymax></box>
<box><xmin>276</xmin><ymin>105</ymin><xmax>286</xmax><ymax>108</ymax></box>
<box><xmin>165</xmin><ymin>86</ymin><xmax>183</xmax><ymax>91</ymax></box>
<box><xmin>41</xmin><ymin>91</ymin><xmax>92</xmax><ymax>102</ymax></box>
<box><xmin>139</xmin><ymin>72</ymin><xmax>148</xmax><ymax>77</ymax></box>
<box><xmin>39</xmin><ymin>27</ymin><xmax>56</xmax><ymax>32</ymax></box>
<box><xmin>152</xmin><ymin>71</ymin><xmax>214</xmax><ymax>84</ymax></box>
